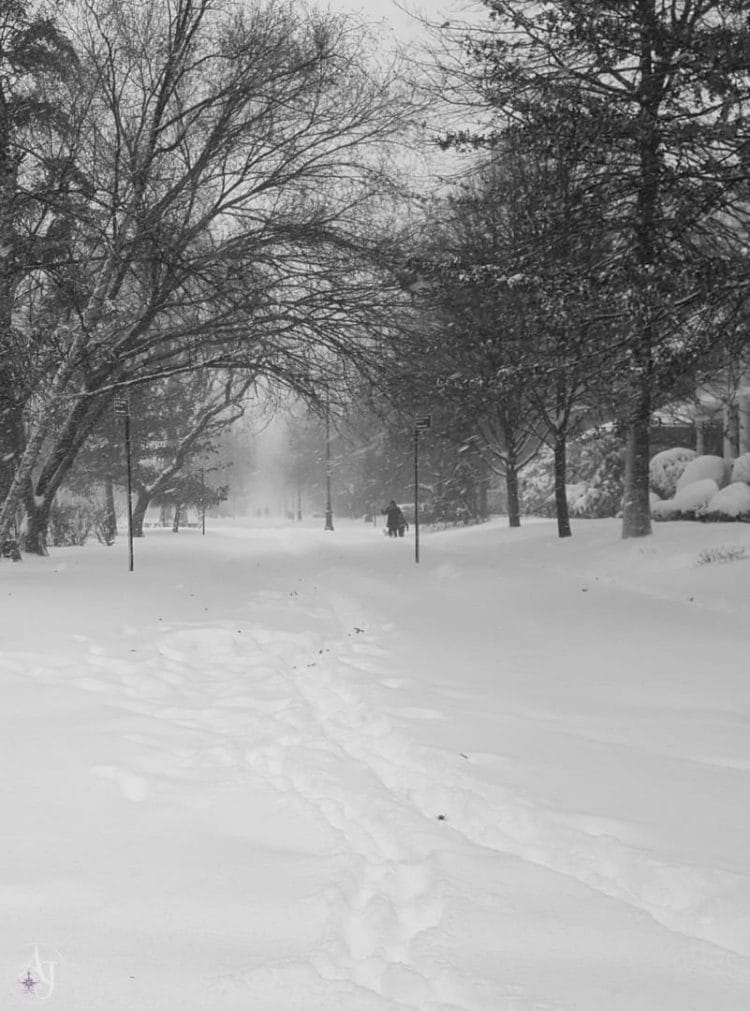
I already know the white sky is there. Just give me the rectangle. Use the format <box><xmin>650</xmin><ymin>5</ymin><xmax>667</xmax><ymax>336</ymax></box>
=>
<box><xmin>323</xmin><ymin>0</ymin><xmax>478</xmax><ymax>44</ymax></box>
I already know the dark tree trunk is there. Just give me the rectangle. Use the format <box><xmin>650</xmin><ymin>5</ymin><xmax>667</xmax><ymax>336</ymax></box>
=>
<box><xmin>132</xmin><ymin>490</ymin><xmax>149</xmax><ymax>538</ymax></box>
<box><xmin>621</xmin><ymin>36</ymin><xmax>658</xmax><ymax>540</ymax></box>
<box><xmin>553</xmin><ymin>429</ymin><xmax>572</xmax><ymax>538</ymax></box>
<box><xmin>172</xmin><ymin>503</ymin><xmax>182</xmax><ymax>532</ymax></box>
<box><xmin>478</xmin><ymin>473</ymin><xmax>489</xmax><ymax>519</ymax></box>
<box><xmin>621</xmin><ymin>394</ymin><xmax>652</xmax><ymax>538</ymax></box>
<box><xmin>505</xmin><ymin>462</ymin><xmax>521</xmax><ymax>528</ymax></box>
<box><xmin>103</xmin><ymin>475</ymin><xmax>117</xmax><ymax>541</ymax></box>
<box><xmin>23</xmin><ymin>491</ymin><xmax>52</xmax><ymax>556</ymax></box>
<box><xmin>10</xmin><ymin>390</ymin><xmax>112</xmax><ymax>555</ymax></box>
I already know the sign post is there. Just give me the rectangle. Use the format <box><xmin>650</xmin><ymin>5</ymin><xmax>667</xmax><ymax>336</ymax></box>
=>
<box><xmin>114</xmin><ymin>394</ymin><xmax>134</xmax><ymax>572</ymax></box>
<box><xmin>324</xmin><ymin>395</ymin><xmax>334</xmax><ymax>531</ymax></box>
<box><xmin>414</xmin><ymin>415</ymin><xmax>431</xmax><ymax>564</ymax></box>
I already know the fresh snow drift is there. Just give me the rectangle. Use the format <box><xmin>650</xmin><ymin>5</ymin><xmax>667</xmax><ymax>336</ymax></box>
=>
<box><xmin>2</xmin><ymin>516</ymin><xmax>750</xmax><ymax>1010</ymax></box>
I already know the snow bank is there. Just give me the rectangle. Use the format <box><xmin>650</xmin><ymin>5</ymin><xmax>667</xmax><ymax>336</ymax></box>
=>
<box><xmin>676</xmin><ymin>454</ymin><xmax>729</xmax><ymax>492</ymax></box>
<box><xmin>703</xmin><ymin>482</ymin><xmax>750</xmax><ymax>518</ymax></box>
<box><xmin>649</xmin><ymin>447</ymin><xmax>696</xmax><ymax>498</ymax></box>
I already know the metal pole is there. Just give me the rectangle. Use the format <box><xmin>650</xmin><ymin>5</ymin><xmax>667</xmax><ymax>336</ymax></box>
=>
<box><xmin>123</xmin><ymin>405</ymin><xmax>134</xmax><ymax>572</ymax></box>
<box><xmin>414</xmin><ymin>426</ymin><xmax>420</xmax><ymax>564</ymax></box>
<box><xmin>324</xmin><ymin>396</ymin><xmax>334</xmax><ymax>531</ymax></box>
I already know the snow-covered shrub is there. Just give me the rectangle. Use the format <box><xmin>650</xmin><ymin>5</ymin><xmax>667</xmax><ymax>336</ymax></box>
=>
<box><xmin>1</xmin><ymin>537</ymin><xmax>21</xmax><ymax>561</ymax></box>
<box><xmin>520</xmin><ymin>430</ymin><xmax>625</xmax><ymax>518</ymax></box>
<box><xmin>520</xmin><ymin>446</ymin><xmax>555</xmax><ymax>515</ymax></box>
<box><xmin>661</xmin><ymin>478</ymin><xmax>720</xmax><ymax>519</ymax></box>
<box><xmin>651</xmin><ymin>497</ymin><xmax>678</xmax><ymax>520</ymax></box>
<box><xmin>49</xmin><ymin>501</ymin><xmax>96</xmax><ymax>546</ymax></box>
<box><xmin>675</xmin><ymin>454</ymin><xmax>729</xmax><ymax>492</ymax></box>
<box><xmin>696</xmin><ymin>543</ymin><xmax>747</xmax><ymax>565</ymax></box>
<box><xmin>730</xmin><ymin>453</ymin><xmax>750</xmax><ymax>485</ymax></box>
<box><xmin>649</xmin><ymin>447</ymin><xmax>696</xmax><ymax>498</ymax></box>
<box><xmin>93</xmin><ymin>507</ymin><xmax>117</xmax><ymax>545</ymax></box>
<box><xmin>565</xmin><ymin>482</ymin><xmax>588</xmax><ymax>511</ymax></box>
<box><xmin>700</xmin><ymin>482</ymin><xmax>750</xmax><ymax>520</ymax></box>
<box><xmin>571</xmin><ymin>431</ymin><xmax>625</xmax><ymax>517</ymax></box>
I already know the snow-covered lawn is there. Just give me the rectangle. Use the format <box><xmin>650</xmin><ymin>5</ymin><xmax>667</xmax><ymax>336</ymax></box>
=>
<box><xmin>2</xmin><ymin>516</ymin><xmax>750</xmax><ymax>1010</ymax></box>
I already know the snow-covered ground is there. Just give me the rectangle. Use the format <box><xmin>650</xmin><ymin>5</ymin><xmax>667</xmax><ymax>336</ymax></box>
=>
<box><xmin>2</xmin><ymin>516</ymin><xmax>750</xmax><ymax>1010</ymax></box>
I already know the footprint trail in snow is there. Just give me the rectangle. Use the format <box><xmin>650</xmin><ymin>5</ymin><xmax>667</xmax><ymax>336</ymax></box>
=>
<box><xmin>24</xmin><ymin>575</ymin><xmax>750</xmax><ymax>1010</ymax></box>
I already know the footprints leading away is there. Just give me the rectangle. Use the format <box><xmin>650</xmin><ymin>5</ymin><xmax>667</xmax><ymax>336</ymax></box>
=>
<box><xmin>32</xmin><ymin>580</ymin><xmax>741</xmax><ymax>1006</ymax></box>
<box><xmin>62</xmin><ymin>607</ymin><xmax>468</xmax><ymax>1007</ymax></box>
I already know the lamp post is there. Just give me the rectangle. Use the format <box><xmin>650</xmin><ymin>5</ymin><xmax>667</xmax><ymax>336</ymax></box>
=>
<box><xmin>414</xmin><ymin>414</ymin><xmax>432</xmax><ymax>563</ymax></box>
<box><xmin>114</xmin><ymin>393</ymin><xmax>134</xmax><ymax>572</ymax></box>
<box><xmin>324</xmin><ymin>395</ymin><xmax>334</xmax><ymax>531</ymax></box>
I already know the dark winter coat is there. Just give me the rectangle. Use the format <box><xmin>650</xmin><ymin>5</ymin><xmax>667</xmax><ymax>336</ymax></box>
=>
<box><xmin>384</xmin><ymin>501</ymin><xmax>407</xmax><ymax>536</ymax></box>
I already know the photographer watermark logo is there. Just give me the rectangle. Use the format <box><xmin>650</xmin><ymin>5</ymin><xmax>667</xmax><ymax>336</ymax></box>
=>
<box><xmin>18</xmin><ymin>946</ymin><xmax>58</xmax><ymax>1000</ymax></box>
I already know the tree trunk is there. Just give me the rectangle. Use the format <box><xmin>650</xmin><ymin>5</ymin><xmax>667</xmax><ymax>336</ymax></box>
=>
<box><xmin>478</xmin><ymin>467</ymin><xmax>490</xmax><ymax>519</ymax></box>
<box><xmin>621</xmin><ymin>381</ymin><xmax>652</xmax><ymax>538</ymax></box>
<box><xmin>505</xmin><ymin>462</ymin><xmax>521</xmax><ymax>528</ymax></box>
<box><xmin>0</xmin><ymin>376</ymin><xmax>105</xmax><ymax>548</ymax></box>
<box><xmin>103</xmin><ymin>475</ymin><xmax>118</xmax><ymax>541</ymax></box>
<box><xmin>621</xmin><ymin>38</ymin><xmax>659</xmax><ymax>541</ymax></box>
<box><xmin>132</xmin><ymin>490</ymin><xmax>150</xmax><ymax>538</ymax></box>
<box><xmin>23</xmin><ymin>493</ymin><xmax>52</xmax><ymax>556</ymax></box>
<box><xmin>553</xmin><ymin>429</ymin><xmax>572</xmax><ymax>538</ymax></box>
<box><xmin>172</xmin><ymin>503</ymin><xmax>182</xmax><ymax>532</ymax></box>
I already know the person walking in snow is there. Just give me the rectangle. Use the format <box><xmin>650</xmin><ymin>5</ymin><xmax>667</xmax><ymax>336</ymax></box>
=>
<box><xmin>383</xmin><ymin>500</ymin><xmax>407</xmax><ymax>538</ymax></box>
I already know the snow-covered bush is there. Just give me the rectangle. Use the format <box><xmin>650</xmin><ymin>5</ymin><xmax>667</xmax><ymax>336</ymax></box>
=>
<box><xmin>93</xmin><ymin>508</ymin><xmax>117</xmax><ymax>546</ymax></box>
<box><xmin>520</xmin><ymin>446</ymin><xmax>555</xmax><ymax>515</ymax></box>
<box><xmin>730</xmin><ymin>453</ymin><xmax>750</xmax><ymax>485</ymax></box>
<box><xmin>48</xmin><ymin>501</ymin><xmax>96</xmax><ymax>546</ymax></box>
<box><xmin>700</xmin><ymin>482</ymin><xmax>750</xmax><ymax>520</ymax></box>
<box><xmin>651</xmin><ymin>498</ymin><xmax>676</xmax><ymax>519</ymax></box>
<box><xmin>520</xmin><ymin>430</ymin><xmax>625</xmax><ymax>518</ymax></box>
<box><xmin>565</xmin><ymin>482</ymin><xmax>588</xmax><ymax>511</ymax></box>
<box><xmin>675</xmin><ymin>454</ymin><xmax>729</xmax><ymax>492</ymax></box>
<box><xmin>653</xmin><ymin>478</ymin><xmax>720</xmax><ymax>520</ymax></box>
<box><xmin>649</xmin><ymin>447</ymin><xmax>696</xmax><ymax>498</ymax></box>
<box><xmin>572</xmin><ymin>431</ymin><xmax>625</xmax><ymax>517</ymax></box>
<box><xmin>696</xmin><ymin>543</ymin><xmax>748</xmax><ymax>565</ymax></box>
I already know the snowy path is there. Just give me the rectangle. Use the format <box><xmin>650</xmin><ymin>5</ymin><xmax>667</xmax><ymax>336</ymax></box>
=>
<box><xmin>2</xmin><ymin>519</ymin><xmax>750</xmax><ymax>1009</ymax></box>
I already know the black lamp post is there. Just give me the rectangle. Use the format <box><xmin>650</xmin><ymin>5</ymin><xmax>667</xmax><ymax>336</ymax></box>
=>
<box><xmin>324</xmin><ymin>395</ymin><xmax>334</xmax><ymax>531</ymax></box>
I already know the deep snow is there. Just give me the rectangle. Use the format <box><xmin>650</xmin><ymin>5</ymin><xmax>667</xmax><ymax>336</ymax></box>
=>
<box><xmin>1</xmin><ymin>516</ymin><xmax>750</xmax><ymax>1010</ymax></box>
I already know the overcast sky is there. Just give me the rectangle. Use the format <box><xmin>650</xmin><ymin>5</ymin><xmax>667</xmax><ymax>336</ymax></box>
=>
<box><xmin>324</xmin><ymin>0</ymin><xmax>477</xmax><ymax>45</ymax></box>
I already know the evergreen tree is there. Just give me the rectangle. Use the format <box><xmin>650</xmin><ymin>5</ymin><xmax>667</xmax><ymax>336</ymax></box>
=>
<box><xmin>438</xmin><ymin>0</ymin><xmax>750</xmax><ymax>537</ymax></box>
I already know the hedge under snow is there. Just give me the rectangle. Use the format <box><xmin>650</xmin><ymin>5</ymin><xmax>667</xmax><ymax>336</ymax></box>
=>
<box><xmin>649</xmin><ymin>447</ymin><xmax>697</xmax><ymax>498</ymax></box>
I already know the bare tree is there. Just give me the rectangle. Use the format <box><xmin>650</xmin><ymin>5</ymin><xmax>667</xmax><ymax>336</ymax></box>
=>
<box><xmin>0</xmin><ymin>0</ymin><xmax>418</xmax><ymax>553</ymax></box>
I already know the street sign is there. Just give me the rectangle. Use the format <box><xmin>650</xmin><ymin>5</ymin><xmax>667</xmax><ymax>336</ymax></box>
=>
<box><xmin>415</xmin><ymin>415</ymin><xmax>432</xmax><ymax>431</ymax></box>
<box><xmin>113</xmin><ymin>395</ymin><xmax>129</xmax><ymax>417</ymax></box>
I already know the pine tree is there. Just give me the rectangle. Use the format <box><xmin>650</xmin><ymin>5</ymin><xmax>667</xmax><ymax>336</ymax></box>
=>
<box><xmin>439</xmin><ymin>0</ymin><xmax>750</xmax><ymax>537</ymax></box>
